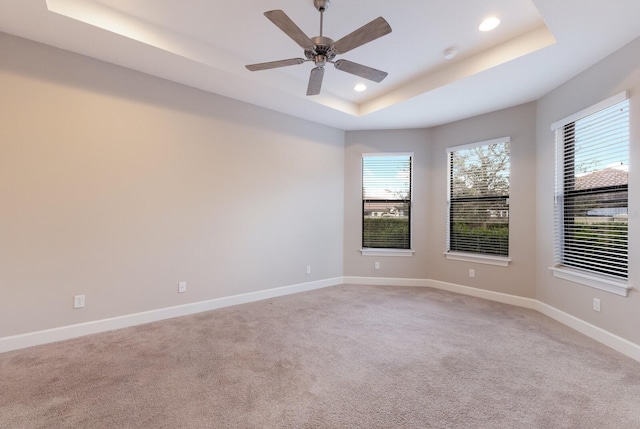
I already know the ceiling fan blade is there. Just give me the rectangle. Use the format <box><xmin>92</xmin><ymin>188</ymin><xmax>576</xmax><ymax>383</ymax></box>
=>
<box><xmin>334</xmin><ymin>59</ymin><xmax>388</xmax><ymax>83</ymax></box>
<box><xmin>246</xmin><ymin>58</ymin><xmax>306</xmax><ymax>71</ymax></box>
<box><xmin>307</xmin><ymin>67</ymin><xmax>325</xmax><ymax>96</ymax></box>
<box><xmin>264</xmin><ymin>10</ymin><xmax>315</xmax><ymax>50</ymax></box>
<box><xmin>333</xmin><ymin>17</ymin><xmax>392</xmax><ymax>54</ymax></box>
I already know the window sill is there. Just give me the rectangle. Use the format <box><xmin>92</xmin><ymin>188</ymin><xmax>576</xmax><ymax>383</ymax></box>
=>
<box><xmin>444</xmin><ymin>252</ymin><xmax>511</xmax><ymax>267</ymax></box>
<box><xmin>549</xmin><ymin>266</ymin><xmax>631</xmax><ymax>297</ymax></box>
<box><xmin>361</xmin><ymin>248</ymin><xmax>414</xmax><ymax>257</ymax></box>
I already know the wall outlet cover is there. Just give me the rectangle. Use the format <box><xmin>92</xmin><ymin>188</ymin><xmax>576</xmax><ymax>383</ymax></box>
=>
<box><xmin>593</xmin><ymin>298</ymin><xmax>601</xmax><ymax>312</ymax></box>
<box><xmin>73</xmin><ymin>295</ymin><xmax>85</xmax><ymax>308</ymax></box>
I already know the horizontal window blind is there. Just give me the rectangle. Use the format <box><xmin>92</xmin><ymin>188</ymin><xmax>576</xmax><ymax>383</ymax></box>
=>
<box><xmin>362</xmin><ymin>155</ymin><xmax>412</xmax><ymax>249</ymax></box>
<box><xmin>448</xmin><ymin>138</ymin><xmax>510</xmax><ymax>256</ymax></box>
<box><xmin>554</xmin><ymin>98</ymin><xmax>629</xmax><ymax>278</ymax></box>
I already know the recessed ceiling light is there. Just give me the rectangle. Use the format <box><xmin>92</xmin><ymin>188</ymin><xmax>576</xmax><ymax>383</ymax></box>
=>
<box><xmin>354</xmin><ymin>83</ymin><xmax>367</xmax><ymax>92</ymax></box>
<box><xmin>479</xmin><ymin>16</ymin><xmax>500</xmax><ymax>32</ymax></box>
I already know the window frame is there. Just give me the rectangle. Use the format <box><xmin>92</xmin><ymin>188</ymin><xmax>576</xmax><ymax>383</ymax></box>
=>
<box><xmin>445</xmin><ymin>137</ymin><xmax>512</xmax><ymax>266</ymax></box>
<box><xmin>550</xmin><ymin>91</ymin><xmax>631</xmax><ymax>296</ymax></box>
<box><xmin>360</xmin><ymin>153</ymin><xmax>414</xmax><ymax>257</ymax></box>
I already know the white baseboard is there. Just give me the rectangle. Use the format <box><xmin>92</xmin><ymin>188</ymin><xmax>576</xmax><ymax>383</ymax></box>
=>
<box><xmin>3</xmin><ymin>276</ymin><xmax>639</xmax><ymax>364</ymax></box>
<box><xmin>343</xmin><ymin>276</ymin><xmax>431</xmax><ymax>288</ymax></box>
<box><xmin>343</xmin><ymin>276</ymin><xmax>538</xmax><ymax>309</ymax></box>
<box><xmin>0</xmin><ymin>277</ymin><xmax>343</xmax><ymax>354</ymax></box>
<box><xmin>344</xmin><ymin>276</ymin><xmax>640</xmax><ymax>363</ymax></box>
<box><xmin>535</xmin><ymin>302</ymin><xmax>640</xmax><ymax>362</ymax></box>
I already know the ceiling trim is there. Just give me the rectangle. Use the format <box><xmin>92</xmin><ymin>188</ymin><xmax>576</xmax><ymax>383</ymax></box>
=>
<box><xmin>360</xmin><ymin>25</ymin><xmax>556</xmax><ymax>116</ymax></box>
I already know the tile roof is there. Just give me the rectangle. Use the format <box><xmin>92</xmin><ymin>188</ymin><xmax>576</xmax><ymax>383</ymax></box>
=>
<box><xmin>575</xmin><ymin>167</ymin><xmax>628</xmax><ymax>190</ymax></box>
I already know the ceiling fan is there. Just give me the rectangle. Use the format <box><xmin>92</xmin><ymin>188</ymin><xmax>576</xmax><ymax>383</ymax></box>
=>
<box><xmin>245</xmin><ymin>0</ymin><xmax>392</xmax><ymax>96</ymax></box>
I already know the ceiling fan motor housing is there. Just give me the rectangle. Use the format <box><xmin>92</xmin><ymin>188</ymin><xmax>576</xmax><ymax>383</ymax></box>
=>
<box><xmin>305</xmin><ymin>36</ymin><xmax>337</xmax><ymax>66</ymax></box>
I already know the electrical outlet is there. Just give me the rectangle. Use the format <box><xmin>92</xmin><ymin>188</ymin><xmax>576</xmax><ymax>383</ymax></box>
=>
<box><xmin>306</xmin><ymin>265</ymin><xmax>311</xmax><ymax>275</ymax></box>
<box><xmin>73</xmin><ymin>295</ymin><xmax>85</xmax><ymax>309</ymax></box>
<box><xmin>375</xmin><ymin>262</ymin><xmax>380</xmax><ymax>270</ymax></box>
<box><xmin>178</xmin><ymin>281</ymin><xmax>187</xmax><ymax>293</ymax></box>
<box><xmin>593</xmin><ymin>298</ymin><xmax>601</xmax><ymax>312</ymax></box>
<box><xmin>469</xmin><ymin>269</ymin><xmax>475</xmax><ymax>278</ymax></box>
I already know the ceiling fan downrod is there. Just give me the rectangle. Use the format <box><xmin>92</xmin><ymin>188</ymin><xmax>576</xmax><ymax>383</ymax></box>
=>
<box><xmin>314</xmin><ymin>0</ymin><xmax>330</xmax><ymax>12</ymax></box>
<box><xmin>314</xmin><ymin>0</ymin><xmax>330</xmax><ymax>37</ymax></box>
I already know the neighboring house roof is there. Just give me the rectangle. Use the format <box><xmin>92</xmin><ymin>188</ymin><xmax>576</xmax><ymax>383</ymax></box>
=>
<box><xmin>575</xmin><ymin>167</ymin><xmax>628</xmax><ymax>190</ymax></box>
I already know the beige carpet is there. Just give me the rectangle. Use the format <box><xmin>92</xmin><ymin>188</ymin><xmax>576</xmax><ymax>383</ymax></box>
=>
<box><xmin>1</xmin><ymin>284</ymin><xmax>639</xmax><ymax>428</ymax></box>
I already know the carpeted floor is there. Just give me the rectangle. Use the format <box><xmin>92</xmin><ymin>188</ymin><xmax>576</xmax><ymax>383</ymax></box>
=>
<box><xmin>1</xmin><ymin>284</ymin><xmax>639</xmax><ymax>428</ymax></box>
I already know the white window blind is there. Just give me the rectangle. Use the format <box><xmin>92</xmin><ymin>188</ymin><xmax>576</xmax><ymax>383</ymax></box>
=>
<box><xmin>554</xmin><ymin>95</ymin><xmax>629</xmax><ymax>279</ymax></box>
<box><xmin>362</xmin><ymin>154</ymin><xmax>412</xmax><ymax>249</ymax></box>
<box><xmin>447</xmin><ymin>137</ymin><xmax>510</xmax><ymax>257</ymax></box>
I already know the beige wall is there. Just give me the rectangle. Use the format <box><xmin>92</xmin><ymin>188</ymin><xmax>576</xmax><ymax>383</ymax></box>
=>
<box><xmin>536</xmin><ymin>37</ymin><xmax>640</xmax><ymax>345</ymax></box>
<box><xmin>344</xmin><ymin>129</ymin><xmax>432</xmax><ymax>278</ymax></box>
<box><xmin>343</xmin><ymin>104</ymin><xmax>537</xmax><ymax>298</ymax></box>
<box><xmin>0</xmin><ymin>33</ymin><xmax>345</xmax><ymax>337</ymax></box>
<box><xmin>429</xmin><ymin>103</ymin><xmax>538</xmax><ymax>298</ymax></box>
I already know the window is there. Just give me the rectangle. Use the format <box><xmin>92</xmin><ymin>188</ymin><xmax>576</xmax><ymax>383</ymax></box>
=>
<box><xmin>552</xmin><ymin>93</ymin><xmax>629</xmax><ymax>293</ymax></box>
<box><xmin>362</xmin><ymin>154</ymin><xmax>412</xmax><ymax>253</ymax></box>
<box><xmin>447</xmin><ymin>137</ymin><xmax>510</xmax><ymax>260</ymax></box>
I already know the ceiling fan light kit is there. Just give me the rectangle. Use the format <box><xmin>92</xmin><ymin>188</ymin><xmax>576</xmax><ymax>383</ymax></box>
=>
<box><xmin>245</xmin><ymin>0</ymin><xmax>392</xmax><ymax>96</ymax></box>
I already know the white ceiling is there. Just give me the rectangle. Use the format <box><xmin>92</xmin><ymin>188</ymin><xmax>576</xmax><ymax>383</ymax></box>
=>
<box><xmin>1</xmin><ymin>0</ymin><xmax>640</xmax><ymax>130</ymax></box>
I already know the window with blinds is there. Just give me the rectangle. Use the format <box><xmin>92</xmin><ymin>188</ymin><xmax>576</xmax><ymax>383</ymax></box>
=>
<box><xmin>447</xmin><ymin>138</ymin><xmax>510</xmax><ymax>257</ymax></box>
<box><xmin>554</xmin><ymin>95</ymin><xmax>629</xmax><ymax>279</ymax></box>
<box><xmin>362</xmin><ymin>154</ymin><xmax>412</xmax><ymax>249</ymax></box>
